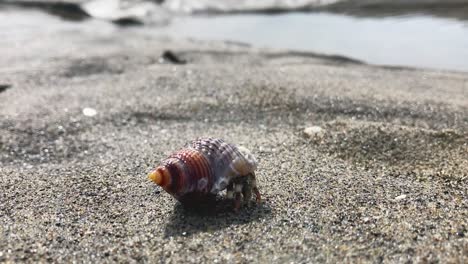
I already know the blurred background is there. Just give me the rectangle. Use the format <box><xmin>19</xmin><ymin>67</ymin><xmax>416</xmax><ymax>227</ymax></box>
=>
<box><xmin>2</xmin><ymin>0</ymin><xmax>468</xmax><ymax>72</ymax></box>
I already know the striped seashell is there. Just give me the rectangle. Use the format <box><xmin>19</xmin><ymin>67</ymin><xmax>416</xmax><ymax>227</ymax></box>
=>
<box><xmin>148</xmin><ymin>137</ymin><xmax>261</xmax><ymax>210</ymax></box>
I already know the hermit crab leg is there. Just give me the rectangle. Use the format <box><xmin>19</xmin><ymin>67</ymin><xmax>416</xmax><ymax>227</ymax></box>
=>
<box><xmin>234</xmin><ymin>193</ymin><xmax>242</xmax><ymax>212</ymax></box>
<box><xmin>226</xmin><ymin>182</ymin><xmax>234</xmax><ymax>199</ymax></box>
<box><xmin>234</xmin><ymin>183</ymin><xmax>243</xmax><ymax>211</ymax></box>
<box><xmin>242</xmin><ymin>181</ymin><xmax>252</xmax><ymax>205</ymax></box>
<box><xmin>246</xmin><ymin>173</ymin><xmax>261</xmax><ymax>203</ymax></box>
<box><xmin>253</xmin><ymin>186</ymin><xmax>261</xmax><ymax>203</ymax></box>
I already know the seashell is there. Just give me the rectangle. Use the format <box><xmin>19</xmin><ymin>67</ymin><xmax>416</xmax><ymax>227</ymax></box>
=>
<box><xmin>148</xmin><ymin>137</ymin><xmax>261</xmax><ymax>211</ymax></box>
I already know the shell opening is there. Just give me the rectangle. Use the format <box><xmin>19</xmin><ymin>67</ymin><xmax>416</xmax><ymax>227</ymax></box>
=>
<box><xmin>237</xmin><ymin>146</ymin><xmax>257</xmax><ymax>171</ymax></box>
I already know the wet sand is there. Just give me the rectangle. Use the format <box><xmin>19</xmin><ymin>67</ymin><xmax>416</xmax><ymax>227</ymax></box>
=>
<box><xmin>1</xmin><ymin>8</ymin><xmax>467</xmax><ymax>263</ymax></box>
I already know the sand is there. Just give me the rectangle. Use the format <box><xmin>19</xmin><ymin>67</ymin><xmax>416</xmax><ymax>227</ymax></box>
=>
<box><xmin>0</xmin><ymin>8</ymin><xmax>467</xmax><ymax>263</ymax></box>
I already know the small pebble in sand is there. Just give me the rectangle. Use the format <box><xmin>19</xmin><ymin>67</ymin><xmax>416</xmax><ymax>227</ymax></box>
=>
<box><xmin>303</xmin><ymin>126</ymin><xmax>324</xmax><ymax>138</ymax></box>
<box><xmin>82</xmin><ymin>107</ymin><xmax>97</xmax><ymax>117</ymax></box>
<box><xmin>394</xmin><ymin>194</ymin><xmax>407</xmax><ymax>201</ymax></box>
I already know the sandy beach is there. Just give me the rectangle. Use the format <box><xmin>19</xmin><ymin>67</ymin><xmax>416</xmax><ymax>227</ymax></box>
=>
<box><xmin>1</xmin><ymin>4</ymin><xmax>467</xmax><ymax>263</ymax></box>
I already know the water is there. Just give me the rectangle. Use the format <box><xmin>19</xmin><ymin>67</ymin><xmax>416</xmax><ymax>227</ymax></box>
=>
<box><xmin>150</xmin><ymin>13</ymin><xmax>468</xmax><ymax>72</ymax></box>
<box><xmin>2</xmin><ymin>7</ymin><xmax>468</xmax><ymax>72</ymax></box>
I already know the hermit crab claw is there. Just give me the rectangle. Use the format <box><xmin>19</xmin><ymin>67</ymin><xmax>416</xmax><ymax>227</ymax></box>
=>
<box><xmin>148</xmin><ymin>169</ymin><xmax>163</xmax><ymax>186</ymax></box>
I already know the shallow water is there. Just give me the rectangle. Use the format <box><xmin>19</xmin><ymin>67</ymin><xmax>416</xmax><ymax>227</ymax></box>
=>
<box><xmin>149</xmin><ymin>13</ymin><xmax>468</xmax><ymax>72</ymax></box>
<box><xmin>2</xmin><ymin>7</ymin><xmax>468</xmax><ymax>72</ymax></box>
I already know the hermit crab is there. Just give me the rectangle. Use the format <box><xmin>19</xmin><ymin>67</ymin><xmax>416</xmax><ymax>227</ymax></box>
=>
<box><xmin>148</xmin><ymin>137</ymin><xmax>261</xmax><ymax>211</ymax></box>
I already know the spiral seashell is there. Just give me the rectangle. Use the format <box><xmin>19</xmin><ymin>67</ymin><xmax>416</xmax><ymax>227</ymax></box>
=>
<box><xmin>148</xmin><ymin>137</ymin><xmax>261</xmax><ymax>210</ymax></box>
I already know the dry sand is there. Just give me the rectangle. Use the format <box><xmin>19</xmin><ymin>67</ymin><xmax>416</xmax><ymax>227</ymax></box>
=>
<box><xmin>1</xmin><ymin>9</ymin><xmax>467</xmax><ymax>263</ymax></box>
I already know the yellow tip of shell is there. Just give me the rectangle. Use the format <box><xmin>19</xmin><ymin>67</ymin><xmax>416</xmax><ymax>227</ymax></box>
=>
<box><xmin>148</xmin><ymin>170</ymin><xmax>163</xmax><ymax>185</ymax></box>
